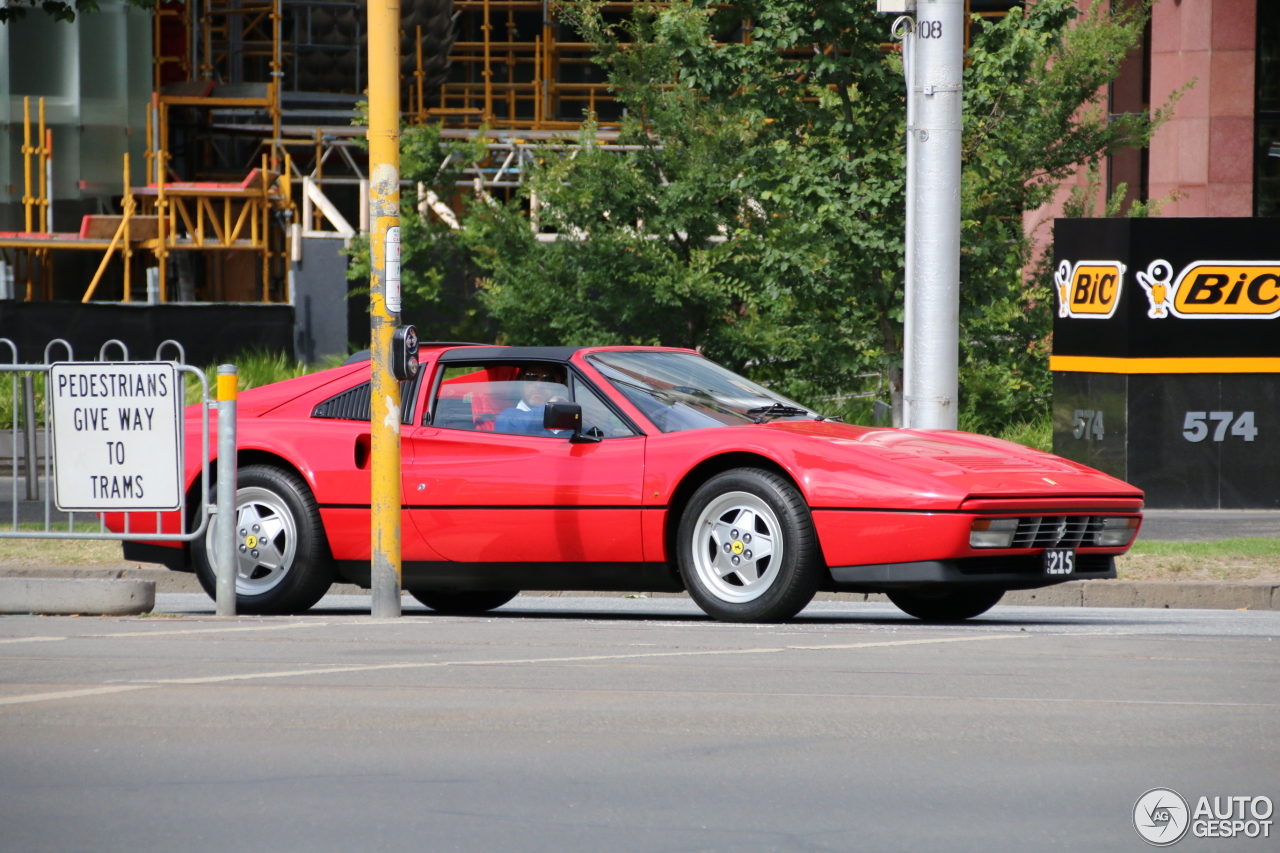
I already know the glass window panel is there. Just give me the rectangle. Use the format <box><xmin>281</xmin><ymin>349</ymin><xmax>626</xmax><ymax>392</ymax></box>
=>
<box><xmin>572</xmin><ymin>378</ymin><xmax>636</xmax><ymax>438</ymax></box>
<box><xmin>588</xmin><ymin>351</ymin><xmax>818</xmax><ymax>434</ymax></box>
<box><xmin>432</xmin><ymin>363</ymin><xmax>570</xmax><ymax>437</ymax></box>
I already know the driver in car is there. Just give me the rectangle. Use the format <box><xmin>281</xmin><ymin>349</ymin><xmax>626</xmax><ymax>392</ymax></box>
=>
<box><xmin>493</xmin><ymin>365</ymin><xmax>569</xmax><ymax>436</ymax></box>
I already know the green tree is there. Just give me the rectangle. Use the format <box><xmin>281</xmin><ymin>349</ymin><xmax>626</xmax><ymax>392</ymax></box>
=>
<box><xmin>345</xmin><ymin>118</ymin><xmax>490</xmax><ymax>341</ymax></box>
<box><xmin>467</xmin><ymin>0</ymin><xmax>1178</xmax><ymax>429</ymax></box>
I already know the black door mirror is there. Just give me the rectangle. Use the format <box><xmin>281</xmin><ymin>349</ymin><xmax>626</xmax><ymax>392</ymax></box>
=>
<box><xmin>543</xmin><ymin>401</ymin><xmax>602</xmax><ymax>443</ymax></box>
<box><xmin>543</xmin><ymin>401</ymin><xmax>582</xmax><ymax>431</ymax></box>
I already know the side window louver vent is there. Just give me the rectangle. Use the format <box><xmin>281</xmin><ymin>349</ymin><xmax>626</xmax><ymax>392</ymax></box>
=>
<box><xmin>312</xmin><ymin>382</ymin><xmax>373</xmax><ymax>421</ymax></box>
<box><xmin>311</xmin><ymin>373</ymin><xmax>423</xmax><ymax>423</ymax></box>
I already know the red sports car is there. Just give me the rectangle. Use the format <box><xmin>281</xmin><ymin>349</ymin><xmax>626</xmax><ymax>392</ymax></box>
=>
<box><xmin>117</xmin><ymin>345</ymin><xmax>1143</xmax><ymax>622</ymax></box>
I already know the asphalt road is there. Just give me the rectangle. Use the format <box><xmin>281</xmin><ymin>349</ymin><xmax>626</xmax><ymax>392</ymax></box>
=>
<box><xmin>1</xmin><ymin>596</ymin><xmax>1277</xmax><ymax>853</ymax></box>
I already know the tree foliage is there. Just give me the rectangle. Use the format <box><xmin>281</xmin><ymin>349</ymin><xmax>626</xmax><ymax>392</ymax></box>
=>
<box><xmin>345</xmin><ymin>119</ymin><xmax>490</xmax><ymax>337</ymax></box>
<box><xmin>429</xmin><ymin>0</ymin><xmax>1176</xmax><ymax>429</ymax></box>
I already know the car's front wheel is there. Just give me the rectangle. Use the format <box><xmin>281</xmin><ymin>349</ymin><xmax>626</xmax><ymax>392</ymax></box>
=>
<box><xmin>409</xmin><ymin>590</ymin><xmax>519</xmax><ymax>614</ymax></box>
<box><xmin>887</xmin><ymin>587</ymin><xmax>1005</xmax><ymax>621</ymax></box>
<box><xmin>677</xmin><ymin>468</ymin><xmax>822</xmax><ymax>622</ymax></box>
<box><xmin>193</xmin><ymin>465</ymin><xmax>335</xmax><ymax>615</ymax></box>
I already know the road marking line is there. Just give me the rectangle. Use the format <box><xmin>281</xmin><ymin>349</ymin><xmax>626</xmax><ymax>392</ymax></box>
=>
<box><xmin>0</xmin><ymin>685</ymin><xmax>152</xmax><ymax>706</ymax></box>
<box><xmin>134</xmin><ymin>634</ymin><xmax>1024</xmax><ymax>686</ymax></box>
<box><xmin>0</xmin><ymin>634</ymin><xmax>1025</xmax><ymax>704</ymax></box>
<box><xmin>102</xmin><ymin>622</ymin><xmax>325</xmax><ymax>639</ymax></box>
<box><xmin>366</xmin><ymin>685</ymin><xmax>1279</xmax><ymax>710</ymax></box>
<box><xmin>0</xmin><ymin>622</ymin><xmax>322</xmax><ymax>645</ymax></box>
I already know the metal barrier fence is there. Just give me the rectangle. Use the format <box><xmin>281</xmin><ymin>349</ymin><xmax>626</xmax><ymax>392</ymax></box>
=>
<box><xmin>0</xmin><ymin>338</ymin><xmax>212</xmax><ymax>545</ymax></box>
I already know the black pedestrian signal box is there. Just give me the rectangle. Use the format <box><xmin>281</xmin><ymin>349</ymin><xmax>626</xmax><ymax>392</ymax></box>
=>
<box><xmin>1051</xmin><ymin>218</ymin><xmax>1280</xmax><ymax>508</ymax></box>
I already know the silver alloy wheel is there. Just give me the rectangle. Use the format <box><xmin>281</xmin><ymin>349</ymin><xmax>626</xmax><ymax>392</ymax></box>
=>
<box><xmin>690</xmin><ymin>490</ymin><xmax>784</xmax><ymax>604</ymax></box>
<box><xmin>204</xmin><ymin>486</ymin><xmax>299</xmax><ymax>595</ymax></box>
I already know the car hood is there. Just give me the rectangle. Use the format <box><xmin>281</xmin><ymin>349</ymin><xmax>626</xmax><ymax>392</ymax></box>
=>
<box><xmin>763</xmin><ymin>420</ymin><xmax>1140</xmax><ymax>507</ymax></box>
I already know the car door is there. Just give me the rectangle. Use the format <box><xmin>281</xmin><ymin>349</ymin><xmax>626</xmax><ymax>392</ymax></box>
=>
<box><xmin>305</xmin><ymin>368</ymin><xmax>444</xmax><ymax>562</ymax></box>
<box><xmin>403</xmin><ymin>359</ymin><xmax>645</xmax><ymax>564</ymax></box>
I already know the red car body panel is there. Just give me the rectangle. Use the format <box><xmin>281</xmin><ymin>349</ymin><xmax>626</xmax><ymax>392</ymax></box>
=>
<box><xmin>115</xmin><ymin>345</ymin><xmax>1143</xmax><ymax>589</ymax></box>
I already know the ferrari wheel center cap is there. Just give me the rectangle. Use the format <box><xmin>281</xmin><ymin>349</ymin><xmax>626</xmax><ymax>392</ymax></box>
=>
<box><xmin>731</xmin><ymin>541</ymin><xmax>744</xmax><ymax>555</ymax></box>
<box><xmin>245</xmin><ymin>534</ymin><xmax>258</xmax><ymax>549</ymax></box>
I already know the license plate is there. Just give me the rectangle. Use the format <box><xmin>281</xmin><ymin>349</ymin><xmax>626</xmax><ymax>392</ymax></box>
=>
<box><xmin>1043</xmin><ymin>548</ymin><xmax>1075</xmax><ymax>576</ymax></box>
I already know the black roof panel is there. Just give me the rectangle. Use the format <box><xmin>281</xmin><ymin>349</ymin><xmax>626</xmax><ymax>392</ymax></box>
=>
<box><xmin>437</xmin><ymin>346</ymin><xmax>584</xmax><ymax>362</ymax></box>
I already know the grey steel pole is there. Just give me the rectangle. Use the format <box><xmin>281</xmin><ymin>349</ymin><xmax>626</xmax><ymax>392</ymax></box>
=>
<box><xmin>904</xmin><ymin>0</ymin><xmax>963</xmax><ymax>430</ymax></box>
<box><xmin>215</xmin><ymin>365</ymin><xmax>238</xmax><ymax>617</ymax></box>
<box><xmin>898</xmin><ymin>14</ymin><xmax>917</xmax><ymax>429</ymax></box>
<box><xmin>22</xmin><ymin>375</ymin><xmax>37</xmax><ymax>501</ymax></box>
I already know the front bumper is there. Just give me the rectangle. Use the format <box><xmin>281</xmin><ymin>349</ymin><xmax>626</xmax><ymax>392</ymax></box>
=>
<box><xmin>829</xmin><ymin>553</ymin><xmax>1117</xmax><ymax>591</ymax></box>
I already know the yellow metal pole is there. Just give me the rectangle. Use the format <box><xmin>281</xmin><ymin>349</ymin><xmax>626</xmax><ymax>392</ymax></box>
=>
<box><xmin>366</xmin><ymin>0</ymin><xmax>403</xmax><ymax>618</ymax></box>
<box><xmin>145</xmin><ymin>107</ymin><xmax>155</xmax><ymax>187</ymax></box>
<box><xmin>157</xmin><ymin>150</ymin><xmax>167</xmax><ymax>302</ymax></box>
<box><xmin>123</xmin><ymin>154</ymin><xmax>133</xmax><ymax>302</ymax></box>
<box><xmin>313</xmin><ymin>128</ymin><xmax>323</xmax><ymax>230</ymax></box>
<box><xmin>37</xmin><ymin>99</ymin><xmax>47</xmax><ymax>234</ymax></box>
<box><xmin>270</xmin><ymin>0</ymin><xmax>282</xmax><ymax>169</ymax></box>
<box><xmin>415</xmin><ymin>25</ymin><xmax>425</xmax><ymax>122</ymax></box>
<box><xmin>22</xmin><ymin>98</ymin><xmax>32</xmax><ymax>233</ymax></box>
<box><xmin>482</xmin><ymin>0</ymin><xmax>493</xmax><ymax>122</ymax></box>
<box><xmin>260</xmin><ymin>153</ymin><xmax>270</xmax><ymax>302</ymax></box>
<box><xmin>82</xmin><ymin>214</ymin><xmax>130</xmax><ymax>302</ymax></box>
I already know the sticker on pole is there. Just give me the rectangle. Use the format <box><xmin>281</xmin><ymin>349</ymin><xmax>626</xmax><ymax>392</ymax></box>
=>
<box><xmin>48</xmin><ymin>362</ymin><xmax>184</xmax><ymax>512</ymax></box>
<box><xmin>385</xmin><ymin>225</ymin><xmax>401</xmax><ymax>314</ymax></box>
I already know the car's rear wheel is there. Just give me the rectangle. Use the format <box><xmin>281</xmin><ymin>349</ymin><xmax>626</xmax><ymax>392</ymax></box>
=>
<box><xmin>887</xmin><ymin>587</ymin><xmax>1005</xmax><ymax>621</ymax></box>
<box><xmin>677</xmin><ymin>468</ymin><xmax>822</xmax><ymax>622</ymax></box>
<box><xmin>194</xmin><ymin>465</ymin><xmax>335</xmax><ymax>615</ymax></box>
<box><xmin>409</xmin><ymin>590</ymin><xmax>519</xmax><ymax>614</ymax></box>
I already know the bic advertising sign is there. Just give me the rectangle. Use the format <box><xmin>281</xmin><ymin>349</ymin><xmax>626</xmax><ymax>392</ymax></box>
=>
<box><xmin>48</xmin><ymin>362</ymin><xmax>184</xmax><ymax>512</ymax></box>
<box><xmin>1136</xmin><ymin>260</ymin><xmax>1280</xmax><ymax>319</ymax></box>
<box><xmin>1051</xmin><ymin>218</ymin><xmax>1280</xmax><ymax>363</ymax></box>
<box><xmin>1055</xmin><ymin>260</ymin><xmax>1126</xmax><ymax>319</ymax></box>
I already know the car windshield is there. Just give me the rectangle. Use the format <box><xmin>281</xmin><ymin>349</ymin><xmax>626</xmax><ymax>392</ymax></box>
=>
<box><xmin>587</xmin><ymin>351</ymin><xmax>819</xmax><ymax>433</ymax></box>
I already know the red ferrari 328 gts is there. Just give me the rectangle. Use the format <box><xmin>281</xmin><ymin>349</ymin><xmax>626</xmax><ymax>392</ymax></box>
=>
<box><xmin>117</xmin><ymin>344</ymin><xmax>1143</xmax><ymax>622</ymax></box>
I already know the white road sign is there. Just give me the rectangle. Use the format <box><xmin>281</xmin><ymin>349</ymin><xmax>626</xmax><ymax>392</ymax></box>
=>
<box><xmin>49</xmin><ymin>362</ymin><xmax>184</xmax><ymax>512</ymax></box>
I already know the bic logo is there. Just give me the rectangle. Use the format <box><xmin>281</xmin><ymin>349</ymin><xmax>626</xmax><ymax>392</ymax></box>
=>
<box><xmin>1054</xmin><ymin>260</ymin><xmax>1126</xmax><ymax>319</ymax></box>
<box><xmin>1137</xmin><ymin>259</ymin><xmax>1280</xmax><ymax>319</ymax></box>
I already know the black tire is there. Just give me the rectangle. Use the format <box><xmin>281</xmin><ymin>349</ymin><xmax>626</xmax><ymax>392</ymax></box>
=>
<box><xmin>676</xmin><ymin>468</ymin><xmax>822</xmax><ymax>622</ymax></box>
<box><xmin>887</xmin><ymin>587</ymin><xmax>1005</xmax><ymax>621</ymax></box>
<box><xmin>193</xmin><ymin>465</ymin><xmax>336</xmax><ymax>615</ymax></box>
<box><xmin>409</xmin><ymin>590</ymin><xmax>519</xmax><ymax>614</ymax></box>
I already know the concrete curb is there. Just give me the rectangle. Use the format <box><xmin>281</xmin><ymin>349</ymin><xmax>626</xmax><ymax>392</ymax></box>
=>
<box><xmin>0</xmin><ymin>578</ymin><xmax>155</xmax><ymax>615</ymax></box>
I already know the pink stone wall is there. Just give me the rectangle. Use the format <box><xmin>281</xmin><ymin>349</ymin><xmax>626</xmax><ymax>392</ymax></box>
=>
<box><xmin>1024</xmin><ymin>0</ymin><xmax>1259</xmax><ymax>270</ymax></box>
<box><xmin>1147</xmin><ymin>0</ymin><xmax>1257</xmax><ymax>216</ymax></box>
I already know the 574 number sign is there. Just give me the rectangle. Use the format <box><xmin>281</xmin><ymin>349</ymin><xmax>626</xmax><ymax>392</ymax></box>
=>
<box><xmin>1072</xmin><ymin>409</ymin><xmax>1105</xmax><ymax>440</ymax></box>
<box><xmin>1182</xmin><ymin>411</ymin><xmax>1258</xmax><ymax>443</ymax></box>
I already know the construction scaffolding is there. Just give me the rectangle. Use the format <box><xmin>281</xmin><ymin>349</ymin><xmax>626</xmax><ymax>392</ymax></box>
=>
<box><xmin>0</xmin><ymin>96</ymin><xmax>294</xmax><ymax>305</ymax></box>
<box><xmin>2</xmin><ymin>0</ymin><xmax>1019</xmax><ymax>304</ymax></box>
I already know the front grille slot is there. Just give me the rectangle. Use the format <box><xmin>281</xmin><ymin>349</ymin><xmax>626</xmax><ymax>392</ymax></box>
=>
<box><xmin>1001</xmin><ymin>516</ymin><xmax>1123</xmax><ymax>549</ymax></box>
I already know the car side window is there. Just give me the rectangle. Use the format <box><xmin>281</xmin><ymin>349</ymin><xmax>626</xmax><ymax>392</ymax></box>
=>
<box><xmin>431</xmin><ymin>363</ymin><xmax>571</xmax><ymax>437</ymax></box>
<box><xmin>572</xmin><ymin>377</ymin><xmax>636</xmax><ymax>438</ymax></box>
